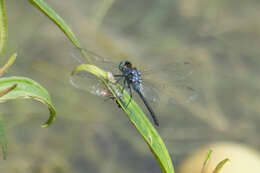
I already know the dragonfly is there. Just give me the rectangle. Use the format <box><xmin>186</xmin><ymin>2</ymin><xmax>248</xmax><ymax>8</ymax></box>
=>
<box><xmin>70</xmin><ymin>48</ymin><xmax>197</xmax><ymax>126</ymax></box>
<box><xmin>114</xmin><ymin>60</ymin><xmax>159</xmax><ymax>126</ymax></box>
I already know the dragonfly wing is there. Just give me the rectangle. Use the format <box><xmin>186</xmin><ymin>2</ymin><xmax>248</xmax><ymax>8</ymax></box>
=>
<box><xmin>139</xmin><ymin>81</ymin><xmax>160</xmax><ymax>103</ymax></box>
<box><xmin>71</xmin><ymin>47</ymin><xmax>120</xmax><ymax>75</ymax></box>
<box><xmin>139</xmin><ymin>58</ymin><xmax>198</xmax><ymax>104</ymax></box>
<box><xmin>70</xmin><ymin>69</ymin><xmax>107</xmax><ymax>97</ymax></box>
<box><xmin>141</xmin><ymin>76</ymin><xmax>198</xmax><ymax>106</ymax></box>
<box><xmin>142</xmin><ymin>60</ymin><xmax>194</xmax><ymax>84</ymax></box>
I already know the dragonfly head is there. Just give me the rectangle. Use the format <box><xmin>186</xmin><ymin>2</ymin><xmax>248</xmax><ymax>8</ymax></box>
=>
<box><xmin>119</xmin><ymin>61</ymin><xmax>132</xmax><ymax>72</ymax></box>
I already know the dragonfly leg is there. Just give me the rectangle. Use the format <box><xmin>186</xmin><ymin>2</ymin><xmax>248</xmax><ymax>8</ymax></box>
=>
<box><xmin>104</xmin><ymin>95</ymin><xmax>122</xmax><ymax>108</ymax></box>
<box><xmin>104</xmin><ymin>95</ymin><xmax>114</xmax><ymax>101</ymax></box>
<box><xmin>114</xmin><ymin>74</ymin><xmax>124</xmax><ymax>78</ymax></box>
<box><xmin>115</xmin><ymin>76</ymin><xmax>123</xmax><ymax>84</ymax></box>
<box><xmin>121</xmin><ymin>79</ymin><xmax>127</xmax><ymax>93</ymax></box>
<box><xmin>126</xmin><ymin>81</ymin><xmax>133</xmax><ymax>107</ymax></box>
<box><xmin>114</xmin><ymin>74</ymin><xmax>124</xmax><ymax>85</ymax></box>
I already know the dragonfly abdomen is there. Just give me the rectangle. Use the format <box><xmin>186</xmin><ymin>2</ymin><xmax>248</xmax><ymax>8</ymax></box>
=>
<box><xmin>136</xmin><ymin>88</ymin><xmax>159</xmax><ymax>126</ymax></box>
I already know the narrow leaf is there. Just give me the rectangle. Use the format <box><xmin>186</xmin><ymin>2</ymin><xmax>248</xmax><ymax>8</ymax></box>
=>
<box><xmin>0</xmin><ymin>0</ymin><xmax>8</xmax><ymax>56</ymax></box>
<box><xmin>28</xmin><ymin>0</ymin><xmax>92</xmax><ymax>63</ymax></box>
<box><xmin>213</xmin><ymin>158</ymin><xmax>230</xmax><ymax>173</ymax></box>
<box><xmin>201</xmin><ymin>149</ymin><xmax>213</xmax><ymax>173</ymax></box>
<box><xmin>0</xmin><ymin>76</ymin><xmax>56</xmax><ymax>127</ymax></box>
<box><xmin>71</xmin><ymin>64</ymin><xmax>175</xmax><ymax>173</ymax></box>
<box><xmin>28</xmin><ymin>0</ymin><xmax>81</xmax><ymax>48</ymax></box>
<box><xmin>0</xmin><ymin>113</ymin><xmax>7</xmax><ymax>160</ymax></box>
<box><xmin>0</xmin><ymin>53</ymin><xmax>17</xmax><ymax>77</ymax></box>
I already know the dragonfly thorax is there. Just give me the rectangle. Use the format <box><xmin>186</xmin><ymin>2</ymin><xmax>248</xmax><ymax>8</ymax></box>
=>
<box><xmin>123</xmin><ymin>68</ymin><xmax>142</xmax><ymax>92</ymax></box>
<box><xmin>130</xmin><ymin>68</ymin><xmax>142</xmax><ymax>83</ymax></box>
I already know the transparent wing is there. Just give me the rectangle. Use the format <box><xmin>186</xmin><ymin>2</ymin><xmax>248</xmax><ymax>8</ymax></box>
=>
<box><xmin>71</xmin><ymin>47</ymin><xmax>123</xmax><ymax>98</ymax></box>
<box><xmin>140</xmin><ymin>77</ymin><xmax>198</xmax><ymax>106</ymax></box>
<box><xmin>71</xmin><ymin>47</ymin><xmax>120</xmax><ymax>75</ymax></box>
<box><xmin>138</xmin><ymin>58</ymin><xmax>198</xmax><ymax>105</ymax></box>
<box><xmin>139</xmin><ymin>81</ymin><xmax>160</xmax><ymax>103</ymax></box>
<box><xmin>142</xmin><ymin>59</ymin><xmax>194</xmax><ymax>85</ymax></box>
<box><xmin>70</xmin><ymin>70</ymin><xmax>106</xmax><ymax>96</ymax></box>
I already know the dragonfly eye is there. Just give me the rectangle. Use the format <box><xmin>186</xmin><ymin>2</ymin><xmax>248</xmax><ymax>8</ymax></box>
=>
<box><xmin>125</xmin><ymin>61</ymin><xmax>132</xmax><ymax>68</ymax></box>
<box><xmin>119</xmin><ymin>61</ymin><xmax>132</xmax><ymax>71</ymax></box>
<box><xmin>119</xmin><ymin>61</ymin><xmax>125</xmax><ymax>71</ymax></box>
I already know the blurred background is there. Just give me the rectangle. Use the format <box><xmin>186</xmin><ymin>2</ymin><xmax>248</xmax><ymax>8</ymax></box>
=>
<box><xmin>1</xmin><ymin>0</ymin><xmax>260</xmax><ymax>172</ymax></box>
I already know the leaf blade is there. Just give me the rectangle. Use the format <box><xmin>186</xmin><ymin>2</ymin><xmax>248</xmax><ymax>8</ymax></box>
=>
<box><xmin>0</xmin><ymin>76</ymin><xmax>56</xmax><ymax>127</ymax></box>
<box><xmin>0</xmin><ymin>113</ymin><xmax>7</xmax><ymax>160</ymax></box>
<box><xmin>28</xmin><ymin>0</ymin><xmax>81</xmax><ymax>48</ymax></box>
<box><xmin>0</xmin><ymin>0</ymin><xmax>7</xmax><ymax>56</ymax></box>
<box><xmin>213</xmin><ymin>158</ymin><xmax>230</xmax><ymax>173</ymax></box>
<box><xmin>0</xmin><ymin>53</ymin><xmax>17</xmax><ymax>77</ymax></box>
<box><xmin>201</xmin><ymin>149</ymin><xmax>213</xmax><ymax>173</ymax></box>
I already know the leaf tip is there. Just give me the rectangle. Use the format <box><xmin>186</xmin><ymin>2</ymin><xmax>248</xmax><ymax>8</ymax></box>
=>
<box><xmin>41</xmin><ymin>109</ymin><xmax>56</xmax><ymax>128</ymax></box>
<box><xmin>41</xmin><ymin>124</ymin><xmax>49</xmax><ymax>128</ymax></box>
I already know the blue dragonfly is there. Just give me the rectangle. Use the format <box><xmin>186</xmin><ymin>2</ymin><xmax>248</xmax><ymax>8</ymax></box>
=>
<box><xmin>70</xmin><ymin>48</ymin><xmax>197</xmax><ymax>126</ymax></box>
<box><xmin>114</xmin><ymin>60</ymin><xmax>159</xmax><ymax>126</ymax></box>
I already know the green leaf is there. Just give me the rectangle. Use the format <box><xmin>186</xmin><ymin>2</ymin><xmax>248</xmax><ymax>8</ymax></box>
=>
<box><xmin>0</xmin><ymin>0</ymin><xmax>8</xmax><ymax>56</ymax></box>
<box><xmin>28</xmin><ymin>0</ymin><xmax>81</xmax><ymax>48</ymax></box>
<box><xmin>0</xmin><ymin>113</ymin><xmax>7</xmax><ymax>160</ymax></box>
<box><xmin>28</xmin><ymin>0</ymin><xmax>92</xmax><ymax>63</ymax></box>
<box><xmin>71</xmin><ymin>64</ymin><xmax>175</xmax><ymax>173</ymax></box>
<box><xmin>0</xmin><ymin>76</ymin><xmax>56</xmax><ymax>127</ymax></box>
<box><xmin>213</xmin><ymin>158</ymin><xmax>229</xmax><ymax>173</ymax></box>
<box><xmin>0</xmin><ymin>52</ymin><xmax>17</xmax><ymax>77</ymax></box>
<box><xmin>201</xmin><ymin>149</ymin><xmax>213</xmax><ymax>173</ymax></box>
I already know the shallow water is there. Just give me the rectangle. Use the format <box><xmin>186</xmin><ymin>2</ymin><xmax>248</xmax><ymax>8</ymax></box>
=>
<box><xmin>1</xmin><ymin>0</ymin><xmax>260</xmax><ymax>172</ymax></box>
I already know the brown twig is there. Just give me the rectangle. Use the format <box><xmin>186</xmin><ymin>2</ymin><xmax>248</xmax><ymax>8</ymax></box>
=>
<box><xmin>0</xmin><ymin>84</ymin><xmax>17</xmax><ymax>97</ymax></box>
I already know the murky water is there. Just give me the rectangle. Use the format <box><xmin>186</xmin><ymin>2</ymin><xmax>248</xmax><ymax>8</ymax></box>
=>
<box><xmin>1</xmin><ymin>0</ymin><xmax>260</xmax><ymax>172</ymax></box>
